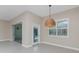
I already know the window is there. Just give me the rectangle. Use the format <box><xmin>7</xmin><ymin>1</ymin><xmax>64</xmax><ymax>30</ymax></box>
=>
<box><xmin>48</xmin><ymin>18</ymin><xmax>69</xmax><ymax>37</ymax></box>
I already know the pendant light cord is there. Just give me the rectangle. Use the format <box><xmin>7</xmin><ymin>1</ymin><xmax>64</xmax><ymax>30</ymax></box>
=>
<box><xmin>49</xmin><ymin>5</ymin><xmax>52</xmax><ymax>18</ymax></box>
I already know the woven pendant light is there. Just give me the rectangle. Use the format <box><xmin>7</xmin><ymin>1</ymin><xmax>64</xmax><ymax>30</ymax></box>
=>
<box><xmin>45</xmin><ymin>5</ymin><xmax>56</xmax><ymax>28</ymax></box>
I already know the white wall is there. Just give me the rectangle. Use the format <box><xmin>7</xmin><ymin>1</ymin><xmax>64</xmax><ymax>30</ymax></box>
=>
<box><xmin>42</xmin><ymin>7</ymin><xmax>79</xmax><ymax>49</ymax></box>
<box><xmin>0</xmin><ymin>20</ymin><xmax>10</xmax><ymax>41</ymax></box>
<box><xmin>10</xmin><ymin>11</ymin><xmax>42</xmax><ymax>47</ymax></box>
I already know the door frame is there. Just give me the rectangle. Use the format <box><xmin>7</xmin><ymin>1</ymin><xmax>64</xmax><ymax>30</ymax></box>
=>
<box><xmin>32</xmin><ymin>24</ymin><xmax>40</xmax><ymax>45</ymax></box>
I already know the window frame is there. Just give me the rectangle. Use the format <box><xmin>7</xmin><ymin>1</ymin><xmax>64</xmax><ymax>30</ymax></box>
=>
<box><xmin>48</xmin><ymin>18</ymin><xmax>69</xmax><ymax>38</ymax></box>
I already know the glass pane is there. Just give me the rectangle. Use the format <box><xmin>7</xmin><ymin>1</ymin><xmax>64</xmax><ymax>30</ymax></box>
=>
<box><xmin>33</xmin><ymin>27</ymin><xmax>38</xmax><ymax>43</ymax></box>
<box><xmin>34</xmin><ymin>39</ymin><xmax>38</xmax><ymax>43</ymax></box>
<box><xmin>33</xmin><ymin>27</ymin><xmax>38</xmax><ymax>38</ymax></box>
<box><xmin>14</xmin><ymin>24</ymin><xmax>22</xmax><ymax>43</ymax></box>
<box><xmin>57</xmin><ymin>29</ymin><xmax>67</xmax><ymax>36</ymax></box>
<box><xmin>62</xmin><ymin>29</ymin><xmax>67</xmax><ymax>35</ymax></box>
<box><xmin>49</xmin><ymin>28</ymin><xmax>56</xmax><ymax>35</ymax></box>
<box><xmin>57</xmin><ymin>29</ymin><xmax>62</xmax><ymax>35</ymax></box>
<box><xmin>57</xmin><ymin>20</ymin><xmax>68</xmax><ymax>28</ymax></box>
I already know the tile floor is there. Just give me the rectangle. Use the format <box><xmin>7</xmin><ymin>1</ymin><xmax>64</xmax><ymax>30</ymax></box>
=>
<box><xmin>0</xmin><ymin>41</ymin><xmax>79</xmax><ymax>53</ymax></box>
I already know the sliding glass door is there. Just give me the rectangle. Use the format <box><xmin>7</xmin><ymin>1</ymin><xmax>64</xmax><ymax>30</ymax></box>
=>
<box><xmin>14</xmin><ymin>23</ymin><xmax>22</xmax><ymax>43</ymax></box>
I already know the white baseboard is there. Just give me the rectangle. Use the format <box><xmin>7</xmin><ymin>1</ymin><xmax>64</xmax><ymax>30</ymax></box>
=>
<box><xmin>0</xmin><ymin>39</ymin><xmax>10</xmax><ymax>41</ymax></box>
<box><xmin>41</xmin><ymin>42</ymin><xmax>79</xmax><ymax>51</ymax></box>
<box><xmin>22</xmin><ymin>44</ymin><xmax>32</xmax><ymax>48</ymax></box>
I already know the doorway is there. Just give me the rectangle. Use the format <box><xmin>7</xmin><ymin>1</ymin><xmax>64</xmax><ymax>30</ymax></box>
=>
<box><xmin>13</xmin><ymin>23</ymin><xmax>22</xmax><ymax>44</ymax></box>
<box><xmin>32</xmin><ymin>24</ymin><xmax>40</xmax><ymax>45</ymax></box>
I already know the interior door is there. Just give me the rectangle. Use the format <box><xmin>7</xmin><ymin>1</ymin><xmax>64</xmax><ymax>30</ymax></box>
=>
<box><xmin>32</xmin><ymin>24</ymin><xmax>40</xmax><ymax>45</ymax></box>
<box><xmin>14</xmin><ymin>23</ymin><xmax>22</xmax><ymax>43</ymax></box>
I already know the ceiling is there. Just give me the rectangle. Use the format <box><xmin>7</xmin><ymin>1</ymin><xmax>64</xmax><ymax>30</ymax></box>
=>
<box><xmin>0</xmin><ymin>5</ymin><xmax>78</xmax><ymax>21</ymax></box>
